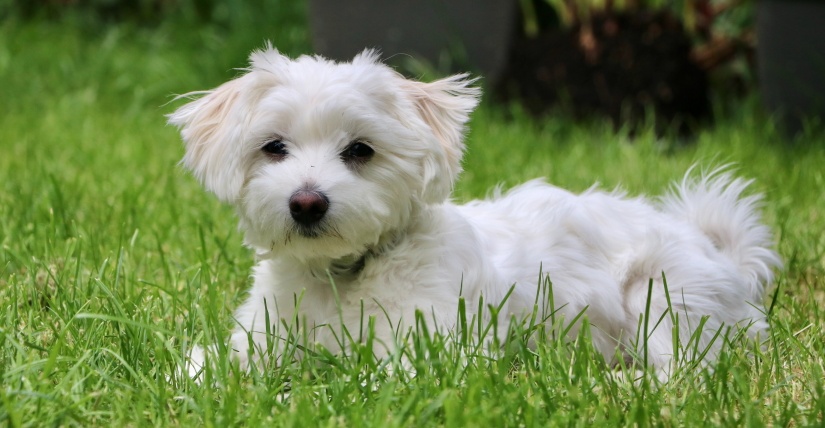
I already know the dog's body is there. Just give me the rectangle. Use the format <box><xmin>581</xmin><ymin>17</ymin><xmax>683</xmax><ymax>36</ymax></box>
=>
<box><xmin>170</xmin><ymin>47</ymin><xmax>780</xmax><ymax>376</ymax></box>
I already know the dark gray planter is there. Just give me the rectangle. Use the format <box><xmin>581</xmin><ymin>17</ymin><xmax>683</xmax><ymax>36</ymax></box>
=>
<box><xmin>757</xmin><ymin>0</ymin><xmax>825</xmax><ymax>135</ymax></box>
<box><xmin>308</xmin><ymin>0</ymin><xmax>517</xmax><ymax>84</ymax></box>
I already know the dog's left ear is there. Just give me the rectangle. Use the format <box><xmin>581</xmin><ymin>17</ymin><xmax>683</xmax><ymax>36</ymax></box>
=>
<box><xmin>402</xmin><ymin>74</ymin><xmax>480</xmax><ymax>203</ymax></box>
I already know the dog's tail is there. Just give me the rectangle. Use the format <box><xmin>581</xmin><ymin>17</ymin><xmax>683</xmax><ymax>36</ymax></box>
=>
<box><xmin>660</xmin><ymin>167</ymin><xmax>782</xmax><ymax>302</ymax></box>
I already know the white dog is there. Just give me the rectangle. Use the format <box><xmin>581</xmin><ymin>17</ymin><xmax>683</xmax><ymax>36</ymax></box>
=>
<box><xmin>169</xmin><ymin>46</ymin><xmax>781</xmax><ymax>377</ymax></box>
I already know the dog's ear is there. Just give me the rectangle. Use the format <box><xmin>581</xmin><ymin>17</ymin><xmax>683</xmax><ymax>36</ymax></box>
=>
<box><xmin>168</xmin><ymin>66</ymin><xmax>279</xmax><ymax>202</ymax></box>
<box><xmin>402</xmin><ymin>74</ymin><xmax>480</xmax><ymax>203</ymax></box>
<box><xmin>168</xmin><ymin>77</ymin><xmax>250</xmax><ymax>202</ymax></box>
<box><xmin>168</xmin><ymin>45</ymin><xmax>285</xmax><ymax>202</ymax></box>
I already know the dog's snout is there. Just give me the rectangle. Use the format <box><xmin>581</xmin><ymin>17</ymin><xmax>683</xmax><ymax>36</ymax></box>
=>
<box><xmin>289</xmin><ymin>190</ymin><xmax>329</xmax><ymax>225</ymax></box>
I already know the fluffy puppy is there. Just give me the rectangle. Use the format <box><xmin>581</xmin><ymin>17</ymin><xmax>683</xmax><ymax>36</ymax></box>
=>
<box><xmin>169</xmin><ymin>46</ymin><xmax>781</xmax><ymax>377</ymax></box>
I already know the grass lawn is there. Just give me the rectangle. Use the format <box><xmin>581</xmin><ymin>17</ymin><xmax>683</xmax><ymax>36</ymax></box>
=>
<box><xmin>2</xmin><ymin>14</ymin><xmax>825</xmax><ymax>427</ymax></box>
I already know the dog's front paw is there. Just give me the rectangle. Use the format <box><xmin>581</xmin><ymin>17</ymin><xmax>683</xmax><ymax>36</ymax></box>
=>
<box><xmin>167</xmin><ymin>345</ymin><xmax>209</xmax><ymax>385</ymax></box>
<box><xmin>183</xmin><ymin>345</ymin><xmax>209</xmax><ymax>383</ymax></box>
<box><xmin>181</xmin><ymin>342</ymin><xmax>254</xmax><ymax>384</ymax></box>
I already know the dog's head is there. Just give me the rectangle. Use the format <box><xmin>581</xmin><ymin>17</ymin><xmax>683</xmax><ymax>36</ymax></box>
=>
<box><xmin>169</xmin><ymin>46</ymin><xmax>479</xmax><ymax>261</ymax></box>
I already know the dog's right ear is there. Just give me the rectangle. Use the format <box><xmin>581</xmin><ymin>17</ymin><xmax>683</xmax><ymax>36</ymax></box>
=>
<box><xmin>168</xmin><ymin>44</ymin><xmax>289</xmax><ymax>202</ymax></box>
<box><xmin>168</xmin><ymin>77</ymin><xmax>247</xmax><ymax>202</ymax></box>
<box><xmin>168</xmin><ymin>71</ymin><xmax>274</xmax><ymax>202</ymax></box>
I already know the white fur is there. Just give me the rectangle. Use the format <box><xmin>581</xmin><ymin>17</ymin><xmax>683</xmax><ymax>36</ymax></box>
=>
<box><xmin>169</xmin><ymin>46</ymin><xmax>781</xmax><ymax>377</ymax></box>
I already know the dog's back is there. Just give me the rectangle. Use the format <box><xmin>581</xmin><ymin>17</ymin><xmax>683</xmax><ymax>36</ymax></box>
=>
<box><xmin>454</xmin><ymin>169</ymin><xmax>780</xmax><ymax>370</ymax></box>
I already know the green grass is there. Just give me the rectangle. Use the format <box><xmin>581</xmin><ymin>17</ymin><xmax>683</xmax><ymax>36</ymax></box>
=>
<box><xmin>2</xmin><ymin>15</ymin><xmax>825</xmax><ymax>427</ymax></box>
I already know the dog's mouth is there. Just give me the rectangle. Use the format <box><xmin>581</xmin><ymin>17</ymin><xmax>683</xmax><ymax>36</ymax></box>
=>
<box><xmin>293</xmin><ymin>224</ymin><xmax>326</xmax><ymax>239</ymax></box>
<box><xmin>286</xmin><ymin>221</ymin><xmax>341</xmax><ymax>241</ymax></box>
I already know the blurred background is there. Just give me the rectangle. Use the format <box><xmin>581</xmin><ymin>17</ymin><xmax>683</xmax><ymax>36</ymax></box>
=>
<box><xmin>3</xmin><ymin>0</ymin><xmax>823</xmax><ymax>137</ymax></box>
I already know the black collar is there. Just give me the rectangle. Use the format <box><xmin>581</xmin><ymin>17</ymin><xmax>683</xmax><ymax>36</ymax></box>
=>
<box><xmin>312</xmin><ymin>232</ymin><xmax>404</xmax><ymax>281</ymax></box>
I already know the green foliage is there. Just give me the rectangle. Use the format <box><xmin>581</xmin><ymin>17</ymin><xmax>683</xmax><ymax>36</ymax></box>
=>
<box><xmin>3</xmin><ymin>0</ymin><xmax>305</xmax><ymax>29</ymax></box>
<box><xmin>2</xmin><ymin>15</ymin><xmax>824</xmax><ymax>427</ymax></box>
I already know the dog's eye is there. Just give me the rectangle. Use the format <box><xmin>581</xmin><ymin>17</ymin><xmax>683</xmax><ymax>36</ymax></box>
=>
<box><xmin>341</xmin><ymin>140</ymin><xmax>374</xmax><ymax>165</ymax></box>
<box><xmin>261</xmin><ymin>139</ymin><xmax>288</xmax><ymax>160</ymax></box>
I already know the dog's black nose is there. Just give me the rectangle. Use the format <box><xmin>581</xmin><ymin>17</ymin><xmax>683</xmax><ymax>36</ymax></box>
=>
<box><xmin>289</xmin><ymin>190</ymin><xmax>329</xmax><ymax>225</ymax></box>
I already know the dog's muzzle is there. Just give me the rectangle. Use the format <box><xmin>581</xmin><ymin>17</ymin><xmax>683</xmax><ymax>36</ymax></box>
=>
<box><xmin>289</xmin><ymin>190</ymin><xmax>329</xmax><ymax>228</ymax></box>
